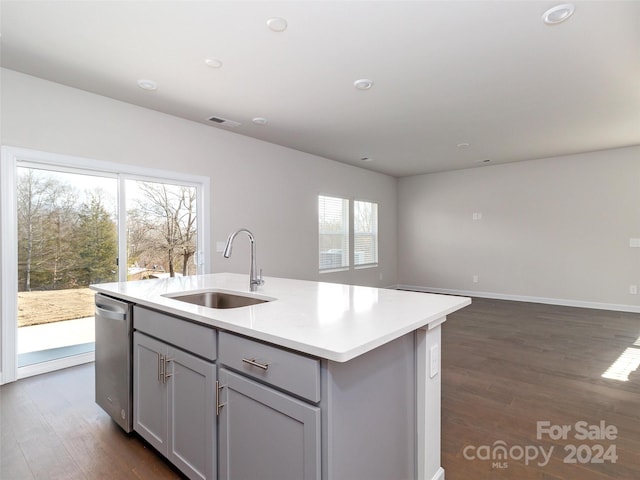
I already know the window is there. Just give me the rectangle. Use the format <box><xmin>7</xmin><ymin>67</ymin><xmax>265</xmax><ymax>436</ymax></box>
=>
<box><xmin>319</xmin><ymin>195</ymin><xmax>349</xmax><ymax>270</ymax></box>
<box><xmin>318</xmin><ymin>195</ymin><xmax>378</xmax><ymax>271</ymax></box>
<box><xmin>354</xmin><ymin>200</ymin><xmax>378</xmax><ymax>267</ymax></box>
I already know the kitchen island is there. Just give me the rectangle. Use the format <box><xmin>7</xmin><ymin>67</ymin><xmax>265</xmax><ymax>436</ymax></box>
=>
<box><xmin>92</xmin><ymin>273</ymin><xmax>470</xmax><ymax>480</ymax></box>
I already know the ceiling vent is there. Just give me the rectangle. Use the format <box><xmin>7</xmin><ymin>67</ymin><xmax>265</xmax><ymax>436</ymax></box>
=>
<box><xmin>207</xmin><ymin>116</ymin><xmax>241</xmax><ymax>128</ymax></box>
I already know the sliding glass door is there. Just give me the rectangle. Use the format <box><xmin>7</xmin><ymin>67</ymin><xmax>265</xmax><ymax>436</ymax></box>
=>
<box><xmin>17</xmin><ymin>167</ymin><xmax>118</xmax><ymax>367</ymax></box>
<box><xmin>1</xmin><ymin>147</ymin><xmax>209</xmax><ymax>381</ymax></box>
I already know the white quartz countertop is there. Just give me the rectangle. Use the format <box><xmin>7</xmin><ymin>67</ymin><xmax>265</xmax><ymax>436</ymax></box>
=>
<box><xmin>91</xmin><ymin>273</ymin><xmax>470</xmax><ymax>362</ymax></box>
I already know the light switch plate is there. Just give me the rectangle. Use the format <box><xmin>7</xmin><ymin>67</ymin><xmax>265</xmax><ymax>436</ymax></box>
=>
<box><xmin>630</xmin><ymin>238</ymin><xmax>640</xmax><ymax>248</ymax></box>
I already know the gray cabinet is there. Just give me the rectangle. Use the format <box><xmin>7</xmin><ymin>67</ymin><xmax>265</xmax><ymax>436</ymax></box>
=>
<box><xmin>218</xmin><ymin>331</ymin><xmax>321</xmax><ymax>480</ymax></box>
<box><xmin>131</xmin><ymin>308</ymin><xmax>419</xmax><ymax>480</ymax></box>
<box><xmin>133</xmin><ymin>331</ymin><xmax>216</xmax><ymax>480</ymax></box>
<box><xmin>133</xmin><ymin>332</ymin><xmax>167</xmax><ymax>451</ymax></box>
<box><xmin>218</xmin><ymin>368</ymin><xmax>321</xmax><ymax>480</ymax></box>
<box><xmin>218</xmin><ymin>330</ymin><xmax>320</xmax><ymax>402</ymax></box>
<box><xmin>217</xmin><ymin>329</ymin><xmax>416</xmax><ymax>480</ymax></box>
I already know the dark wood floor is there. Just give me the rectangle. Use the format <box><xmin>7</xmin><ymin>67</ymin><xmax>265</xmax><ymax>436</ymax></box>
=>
<box><xmin>1</xmin><ymin>297</ymin><xmax>638</xmax><ymax>479</ymax></box>
<box><xmin>442</xmin><ymin>297</ymin><xmax>640</xmax><ymax>480</ymax></box>
<box><xmin>0</xmin><ymin>361</ymin><xmax>182</xmax><ymax>479</ymax></box>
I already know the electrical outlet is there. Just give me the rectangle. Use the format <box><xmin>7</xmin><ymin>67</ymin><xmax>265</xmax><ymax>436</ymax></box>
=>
<box><xmin>472</xmin><ymin>212</ymin><xmax>483</xmax><ymax>221</ymax></box>
<box><xmin>630</xmin><ymin>285</ymin><xmax>638</xmax><ymax>295</ymax></box>
<box><xmin>630</xmin><ymin>238</ymin><xmax>640</xmax><ymax>248</ymax></box>
<box><xmin>473</xmin><ymin>275</ymin><xmax>479</xmax><ymax>283</ymax></box>
<box><xmin>216</xmin><ymin>241</ymin><xmax>226</xmax><ymax>253</ymax></box>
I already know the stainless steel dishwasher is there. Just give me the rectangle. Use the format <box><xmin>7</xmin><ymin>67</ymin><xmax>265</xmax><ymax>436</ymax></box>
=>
<box><xmin>94</xmin><ymin>293</ymin><xmax>133</xmax><ymax>433</ymax></box>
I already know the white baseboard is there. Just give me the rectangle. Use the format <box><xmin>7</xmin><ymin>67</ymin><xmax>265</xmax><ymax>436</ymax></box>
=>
<box><xmin>17</xmin><ymin>351</ymin><xmax>95</xmax><ymax>380</ymax></box>
<box><xmin>394</xmin><ymin>285</ymin><xmax>640</xmax><ymax>314</ymax></box>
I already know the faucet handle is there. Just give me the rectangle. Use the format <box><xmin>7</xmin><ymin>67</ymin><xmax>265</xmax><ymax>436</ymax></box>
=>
<box><xmin>258</xmin><ymin>268</ymin><xmax>265</xmax><ymax>285</ymax></box>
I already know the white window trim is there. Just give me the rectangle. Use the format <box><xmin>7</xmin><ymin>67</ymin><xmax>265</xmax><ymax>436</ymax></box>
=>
<box><xmin>1</xmin><ymin>148</ymin><xmax>18</xmax><ymax>385</ymax></box>
<box><xmin>0</xmin><ymin>146</ymin><xmax>211</xmax><ymax>384</ymax></box>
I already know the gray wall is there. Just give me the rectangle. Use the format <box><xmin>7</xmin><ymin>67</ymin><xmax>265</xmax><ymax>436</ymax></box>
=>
<box><xmin>2</xmin><ymin>66</ymin><xmax>638</xmax><ymax>381</ymax></box>
<box><xmin>0</xmin><ymin>68</ymin><xmax>397</xmax><ymax>287</ymax></box>
<box><xmin>0</xmin><ymin>68</ymin><xmax>398</xmax><ymax>379</ymax></box>
<box><xmin>398</xmin><ymin>146</ymin><xmax>640</xmax><ymax>310</ymax></box>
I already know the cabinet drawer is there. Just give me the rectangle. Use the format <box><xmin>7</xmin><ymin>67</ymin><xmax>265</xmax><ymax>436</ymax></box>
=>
<box><xmin>219</xmin><ymin>331</ymin><xmax>320</xmax><ymax>403</ymax></box>
<box><xmin>134</xmin><ymin>306</ymin><xmax>217</xmax><ymax>361</ymax></box>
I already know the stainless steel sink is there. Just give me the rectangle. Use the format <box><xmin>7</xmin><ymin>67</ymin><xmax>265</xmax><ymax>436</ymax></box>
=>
<box><xmin>164</xmin><ymin>290</ymin><xmax>271</xmax><ymax>309</ymax></box>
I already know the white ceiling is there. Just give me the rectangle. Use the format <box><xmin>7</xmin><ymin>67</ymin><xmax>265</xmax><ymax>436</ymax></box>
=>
<box><xmin>1</xmin><ymin>1</ymin><xmax>639</xmax><ymax>177</ymax></box>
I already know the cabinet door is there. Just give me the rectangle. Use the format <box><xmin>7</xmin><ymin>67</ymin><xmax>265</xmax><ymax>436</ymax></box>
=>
<box><xmin>167</xmin><ymin>347</ymin><xmax>216</xmax><ymax>480</ymax></box>
<box><xmin>133</xmin><ymin>332</ymin><xmax>167</xmax><ymax>454</ymax></box>
<box><xmin>218</xmin><ymin>368</ymin><xmax>321</xmax><ymax>480</ymax></box>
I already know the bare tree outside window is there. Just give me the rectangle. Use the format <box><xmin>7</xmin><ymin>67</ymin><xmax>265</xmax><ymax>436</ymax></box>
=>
<box><xmin>17</xmin><ymin>169</ymin><xmax>117</xmax><ymax>292</ymax></box>
<box><xmin>17</xmin><ymin>169</ymin><xmax>78</xmax><ymax>291</ymax></box>
<box><xmin>127</xmin><ymin>181</ymin><xmax>197</xmax><ymax>279</ymax></box>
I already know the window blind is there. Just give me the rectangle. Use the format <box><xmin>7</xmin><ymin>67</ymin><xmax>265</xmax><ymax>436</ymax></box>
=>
<box><xmin>318</xmin><ymin>195</ymin><xmax>349</xmax><ymax>270</ymax></box>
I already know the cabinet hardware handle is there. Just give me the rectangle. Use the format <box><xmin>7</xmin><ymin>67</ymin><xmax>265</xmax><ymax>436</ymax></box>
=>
<box><xmin>158</xmin><ymin>353</ymin><xmax>163</xmax><ymax>383</ymax></box>
<box><xmin>216</xmin><ymin>381</ymin><xmax>226</xmax><ymax>416</ymax></box>
<box><xmin>163</xmin><ymin>357</ymin><xmax>174</xmax><ymax>384</ymax></box>
<box><xmin>242</xmin><ymin>357</ymin><xmax>269</xmax><ymax>370</ymax></box>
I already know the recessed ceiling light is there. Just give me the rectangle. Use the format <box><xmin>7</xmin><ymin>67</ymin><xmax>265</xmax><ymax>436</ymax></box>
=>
<box><xmin>137</xmin><ymin>79</ymin><xmax>158</xmax><ymax>91</ymax></box>
<box><xmin>542</xmin><ymin>4</ymin><xmax>575</xmax><ymax>25</ymax></box>
<box><xmin>354</xmin><ymin>79</ymin><xmax>374</xmax><ymax>90</ymax></box>
<box><xmin>267</xmin><ymin>17</ymin><xmax>288</xmax><ymax>32</ymax></box>
<box><xmin>204</xmin><ymin>58</ymin><xmax>223</xmax><ymax>68</ymax></box>
<box><xmin>457</xmin><ymin>142</ymin><xmax>470</xmax><ymax>149</ymax></box>
<box><xmin>252</xmin><ymin>117</ymin><xmax>268</xmax><ymax>125</ymax></box>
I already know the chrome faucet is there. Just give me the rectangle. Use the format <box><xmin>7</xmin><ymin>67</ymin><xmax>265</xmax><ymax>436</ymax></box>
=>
<box><xmin>223</xmin><ymin>228</ymin><xmax>264</xmax><ymax>292</ymax></box>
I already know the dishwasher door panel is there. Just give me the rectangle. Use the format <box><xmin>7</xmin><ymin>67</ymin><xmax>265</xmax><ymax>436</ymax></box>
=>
<box><xmin>95</xmin><ymin>293</ymin><xmax>133</xmax><ymax>433</ymax></box>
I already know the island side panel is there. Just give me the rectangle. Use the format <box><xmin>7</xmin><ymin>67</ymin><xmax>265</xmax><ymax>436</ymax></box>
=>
<box><xmin>322</xmin><ymin>332</ymin><xmax>416</xmax><ymax>480</ymax></box>
<box><xmin>416</xmin><ymin>321</ymin><xmax>444</xmax><ymax>480</ymax></box>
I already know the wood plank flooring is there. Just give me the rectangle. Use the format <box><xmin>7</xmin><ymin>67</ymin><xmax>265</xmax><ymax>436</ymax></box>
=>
<box><xmin>1</xmin><ymin>297</ymin><xmax>638</xmax><ymax>479</ymax></box>
<box><xmin>442</xmin><ymin>298</ymin><xmax>640</xmax><ymax>480</ymax></box>
<box><xmin>0</xmin><ymin>362</ymin><xmax>181</xmax><ymax>479</ymax></box>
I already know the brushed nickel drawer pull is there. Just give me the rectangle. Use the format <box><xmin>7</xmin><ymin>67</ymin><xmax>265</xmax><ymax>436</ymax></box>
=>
<box><xmin>242</xmin><ymin>357</ymin><xmax>269</xmax><ymax>370</ymax></box>
<box><xmin>163</xmin><ymin>357</ymin><xmax>174</xmax><ymax>384</ymax></box>
<box><xmin>216</xmin><ymin>381</ymin><xmax>226</xmax><ymax>416</ymax></box>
